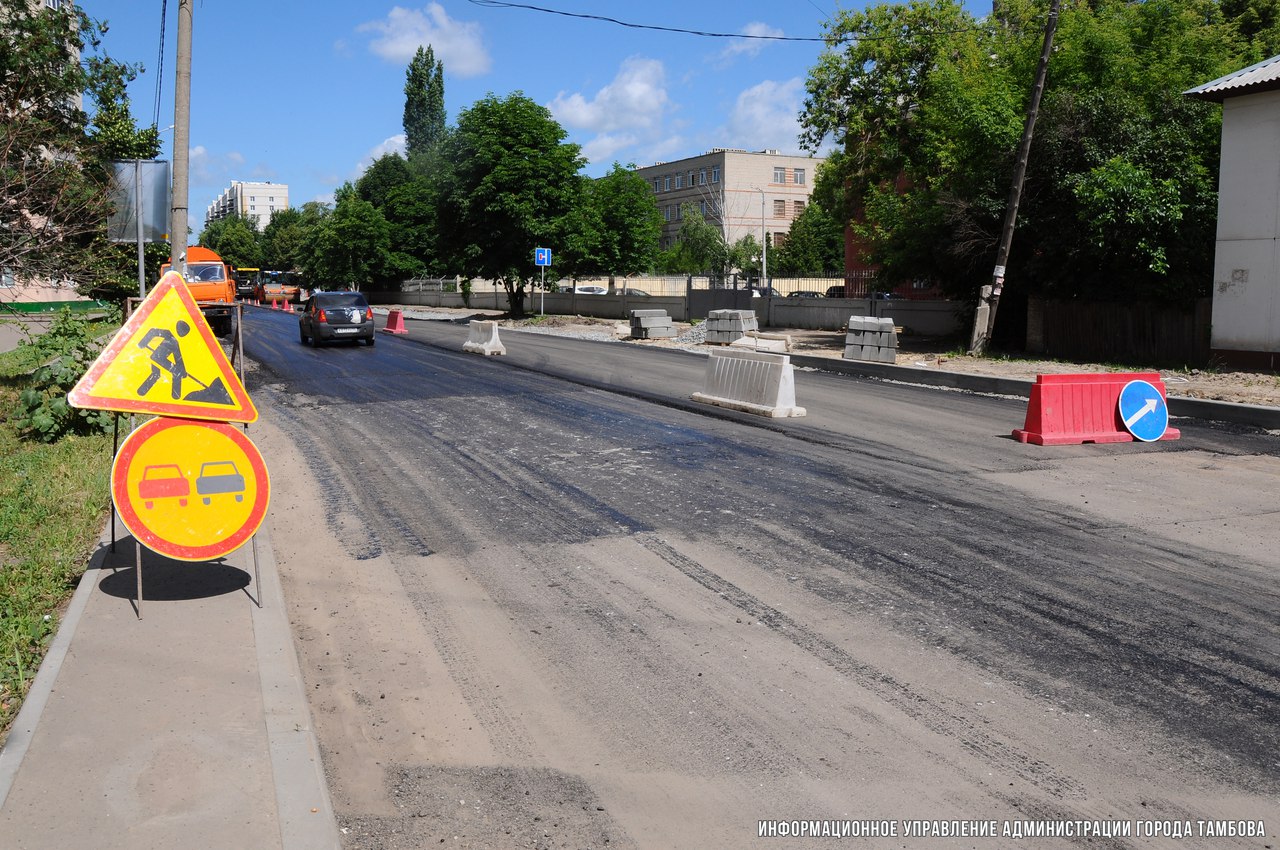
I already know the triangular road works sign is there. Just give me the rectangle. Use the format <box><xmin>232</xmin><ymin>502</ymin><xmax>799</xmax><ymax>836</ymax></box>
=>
<box><xmin>69</xmin><ymin>271</ymin><xmax>257</xmax><ymax>423</ymax></box>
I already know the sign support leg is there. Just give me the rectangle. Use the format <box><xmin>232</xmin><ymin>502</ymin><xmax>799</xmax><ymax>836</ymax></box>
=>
<box><xmin>250</xmin><ymin>533</ymin><xmax>263</xmax><ymax>609</ymax></box>
<box><xmin>134</xmin><ymin>538</ymin><xmax>143</xmax><ymax>620</ymax></box>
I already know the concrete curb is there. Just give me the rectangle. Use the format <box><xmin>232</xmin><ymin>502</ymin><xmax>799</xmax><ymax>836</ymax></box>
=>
<box><xmin>250</xmin><ymin>526</ymin><xmax>343</xmax><ymax>850</ymax></box>
<box><xmin>790</xmin><ymin>353</ymin><xmax>1280</xmax><ymax>431</ymax></box>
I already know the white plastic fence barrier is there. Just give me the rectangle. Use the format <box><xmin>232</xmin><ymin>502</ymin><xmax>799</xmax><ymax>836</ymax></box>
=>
<box><xmin>462</xmin><ymin>320</ymin><xmax>506</xmax><ymax>356</ymax></box>
<box><xmin>692</xmin><ymin>348</ymin><xmax>806</xmax><ymax>418</ymax></box>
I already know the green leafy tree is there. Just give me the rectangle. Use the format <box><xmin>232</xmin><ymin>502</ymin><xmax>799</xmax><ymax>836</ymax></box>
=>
<box><xmin>432</xmin><ymin>93</ymin><xmax>584</xmax><ymax>316</ymax></box>
<box><xmin>560</xmin><ymin>163</ymin><xmax>662</xmax><ymax>283</ymax></box>
<box><xmin>307</xmin><ymin>186</ymin><xmax>392</xmax><ymax>290</ymax></box>
<box><xmin>770</xmin><ymin>200</ymin><xmax>845</xmax><ymax>276</ymax></box>
<box><xmin>261</xmin><ymin>207</ymin><xmax>315</xmax><ymax>272</ymax></box>
<box><xmin>403</xmin><ymin>45</ymin><xmax>446</xmax><ymax>160</ymax></box>
<box><xmin>356</xmin><ymin>152</ymin><xmax>412</xmax><ymax>210</ymax></box>
<box><xmin>1</xmin><ymin>4</ymin><xmax>157</xmax><ymax>289</ymax></box>
<box><xmin>383</xmin><ymin>175</ymin><xmax>438</xmax><ymax>276</ymax></box>
<box><xmin>199</xmin><ymin>212</ymin><xmax>262</xmax><ymax>269</ymax></box>
<box><xmin>801</xmin><ymin>0</ymin><xmax>1247</xmax><ymax>305</ymax></box>
<box><xmin>661</xmin><ymin>204</ymin><xmax>728</xmax><ymax>275</ymax></box>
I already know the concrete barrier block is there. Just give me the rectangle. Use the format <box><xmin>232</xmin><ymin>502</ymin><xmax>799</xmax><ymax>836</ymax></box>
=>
<box><xmin>877</xmin><ymin>346</ymin><xmax>896</xmax><ymax>363</ymax></box>
<box><xmin>462</xmin><ymin>319</ymin><xmax>506</xmax><ymax>356</ymax></box>
<box><xmin>843</xmin><ymin>344</ymin><xmax>862</xmax><ymax>360</ymax></box>
<box><xmin>730</xmin><ymin>334</ymin><xmax>789</xmax><ymax>354</ymax></box>
<box><xmin>632</xmin><ymin>316</ymin><xmax>673</xmax><ymax>328</ymax></box>
<box><xmin>631</xmin><ymin>309</ymin><xmax>668</xmax><ymax>319</ymax></box>
<box><xmin>692</xmin><ymin>348</ymin><xmax>806</xmax><ymax>418</ymax></box>
<box><xmin>636</xmin><ymin>326</ymin><xmax>677</xmax><ymax>339</ymax></box>
<box><xmin>705</xmin><ymin>329</ymin><xmax>741</xmax><ymax>344</ymax></box>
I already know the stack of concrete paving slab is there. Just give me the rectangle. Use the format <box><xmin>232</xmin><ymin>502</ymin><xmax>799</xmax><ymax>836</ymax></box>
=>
<box><xmin>843</xmin><ymin>316</ymin><xmax>898</xmax><ymax>363</ymax></box>
<box><xmin>630</xmin><ymin>309</ymin><xmax>676</xmax><ymax>339</ymax></box>
<box><xmin>704</xmin><ymin>309</ymin><xmax>758</xmax><ymax>345</ymax></box>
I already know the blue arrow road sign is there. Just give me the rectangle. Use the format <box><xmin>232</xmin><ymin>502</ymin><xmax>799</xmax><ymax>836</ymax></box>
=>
<box><xmin>534</xmin><ymin>247</ymin><xmax>551</xmax><ymax>267</ymax></box>
<box><xmin>1118</xmin><ymin>379</ymin><xmax>1169</xmax><ymax>442</ymax></box>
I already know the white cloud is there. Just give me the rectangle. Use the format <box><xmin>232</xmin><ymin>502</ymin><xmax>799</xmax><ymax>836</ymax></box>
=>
<box><xmin>189</xmin><ymin>145</ymin><xmax>244</xmax><ymax>187</ymax></box>
<box><xmin>549</xmin><ymin>57</ymin><xmax>669</xmax><ymax>136</ymax></box>
<box><xmin>580</xmin><ymin>133</ymin><xmax>638</xmax><ymax>166</ymax></box>
<box><xmin>352</xmin><ymin>134</ymin><xmax>407</xmax><ymax>180</ymax></box>
<box><xmin>723</xmin><ymin>78</ymin><xmax>806</xmax><ymax>154</ymax></box>
<box><xmin>357</xmin><ymin>4</ymin><xmax>491</xmax><ymax>77</ymax></box>
<box><xmin>719</xmin><ymin>22</ymin><xmax>785</xmax><ymax>62</ymax></box>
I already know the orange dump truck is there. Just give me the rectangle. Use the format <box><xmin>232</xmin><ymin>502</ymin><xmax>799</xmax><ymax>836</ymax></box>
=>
<box><xmin>159</xmin><ymin>246</ymin><xmax>238</xmax><ymax>337</ymax></box>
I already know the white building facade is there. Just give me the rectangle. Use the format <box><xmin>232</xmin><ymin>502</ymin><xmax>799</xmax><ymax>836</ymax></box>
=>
<box><xmin>205</xmin><ymin>181</ymin><xmax>289</xmax><ymax>231</ymax></box>
<box><xmin>633</xmin><ymin>149</ymin><xmax>826</xmax><ymax>253</ymax></box>
<box><xmin>1187</xmin><ymin>56</ymin><xmax>1280</xmax><ymax>368</ymax></box>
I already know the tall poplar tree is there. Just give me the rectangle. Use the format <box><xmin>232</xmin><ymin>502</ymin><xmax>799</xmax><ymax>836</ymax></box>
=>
<box><xmin>403</xmin><ymin>46</ymin><xmax>446</xmax><ymax>159</ymax></box>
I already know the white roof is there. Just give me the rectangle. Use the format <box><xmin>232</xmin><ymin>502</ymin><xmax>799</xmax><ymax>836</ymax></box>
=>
<box><xmin>1185</xmin><ymin>54</ymin><xmax>1280</xmax><ymax>102</ymax></box>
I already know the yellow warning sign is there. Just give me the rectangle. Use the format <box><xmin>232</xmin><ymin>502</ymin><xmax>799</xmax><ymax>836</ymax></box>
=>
<box><xmin>68</xmin><ymin>271</ymin><xmax>257</xmax><ymax>423</ymax></box>
<box><xmin>113</xmin><ymin>417</ymin><xmax>270</xmax><ymax>561</ymax></box>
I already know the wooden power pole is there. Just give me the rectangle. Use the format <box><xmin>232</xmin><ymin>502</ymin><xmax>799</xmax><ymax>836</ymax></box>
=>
<box><xmin>968</xmin><ymin>0</ymin><xmax>1061</xmax><ymax>355</ymax></box>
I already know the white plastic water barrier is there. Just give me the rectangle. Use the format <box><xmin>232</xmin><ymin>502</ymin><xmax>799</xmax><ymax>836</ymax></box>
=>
<box><xmin>692</xmin><ymin>348</ymin><xmax>806</xmax><ymax>418</ymax></box>
<box><xmin>462</xmin><ymin>320</ymin><xmax>506</xmax><ymax>356</ymax></box>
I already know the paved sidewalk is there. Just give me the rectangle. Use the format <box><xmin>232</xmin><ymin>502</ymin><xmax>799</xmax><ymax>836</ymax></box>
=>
<box><xmin>0</xmin><ymin>523</ymin><xmax>339</xmax><ymax>850</ymax></box>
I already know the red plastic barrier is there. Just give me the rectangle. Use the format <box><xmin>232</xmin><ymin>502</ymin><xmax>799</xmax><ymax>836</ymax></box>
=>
<box><xmin>382</xmin><ymin>309</ymin><xmax>408</xmax><ymax>334</ymax></box>
<box><xmin>1013</xmin><ymin>372</ymin><xmax>1180</xmax><ymax>445</ymax></box>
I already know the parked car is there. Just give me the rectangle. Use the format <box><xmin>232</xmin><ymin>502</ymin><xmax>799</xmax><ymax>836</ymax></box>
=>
<box><xmin>750</xmin><ymin>286</ymin><xmax>781</xmax><ymax>297</ymax></box>
<box><xmin>788</xmin><ymin>290</ymin><xmax>824</xmax><ymax>298</ymax></box>
<box><xmin>572</xmin><ymin>285</ymin><xmax>608</xmax><ymax>295</ymax></box>
<box><xmin>825</xmin><ymin>285</ymin><xmax>848</xmax><ymax>298</ymax></box>
<box><xmin>299</xmin><ymin>291</ymin><xmax>376</xmax><ymax>347</ymax></box>
<box><xmin>621</xmin><ymin>288</ymin><xmax>650</xmax><ymax>297</ymax></box>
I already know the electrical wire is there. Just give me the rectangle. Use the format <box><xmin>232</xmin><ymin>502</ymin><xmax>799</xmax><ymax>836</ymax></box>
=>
<box><xmin>153</xmin><ymin>0</ymin><xmax>167</xmax><ymax>127</ymax></box>
<box><xmin>466</xmin><ymin>0</ymin><xmax>1015</xmax><ymax>44</ymax></box>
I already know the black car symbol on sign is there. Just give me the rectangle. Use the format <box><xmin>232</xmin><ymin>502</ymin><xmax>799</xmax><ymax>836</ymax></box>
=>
<box><xmin>195</xmin><ymin>460</ymin><xmax>246</xmax><ymax>505</ymax></box>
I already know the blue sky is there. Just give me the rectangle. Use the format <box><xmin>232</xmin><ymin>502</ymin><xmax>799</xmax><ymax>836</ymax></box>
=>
<box><xmin>83</xmin><ymin>1</ymin><xmax>854</xmax><ymax>238</ymax></box>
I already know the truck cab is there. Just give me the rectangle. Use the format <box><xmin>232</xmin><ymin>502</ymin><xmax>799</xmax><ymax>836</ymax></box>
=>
<box><xmin>160</xmin><ymin>246</ymin><xmax>238</xmax><ymax>337</ymax></box>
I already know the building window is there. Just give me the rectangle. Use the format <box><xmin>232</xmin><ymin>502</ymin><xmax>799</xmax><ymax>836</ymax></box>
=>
<box><xmin>676</xmin><ymin>205</ymin><xmax>683</xmax><ymax>220</ymax></box>
<box><xmin>699</xmin><ymin>169</ymin><xmax>707</xmax><ymax>186</ymax></box>
<box><xmin>773</xmin><ymin>167</ymin><xmax>786</xmax><ymax>183</ymax></box>
<box><xmin>699</xmin><ymin>201</ymin><xmax>707</xmax><ymax>215</ymax></box>
<box><xmin>675</xmin><ymin>174</ymin><xmax>683</xmax><ymax>189</ymax></box>
<box><xmin>653</xmin><ymin>178</ymin><xmax>661</xmax><ymax>193</ymax></box>
<box><xmin>688</xmin><ymin>170</ymin><xmax>695</xmax><ymax>186</ymax></box>
<box><xmin>663</xmin><ymin>176</ymin><xmax>670</xmax><ymax>192</ymax></box>
<box><xmin>45</xmin><ymin>0</ymin><xmax>62</xmax><ymax>9</ymax></box>
<box><xmin>773</xmin><ymin>199</ymin><xmax>786</xmax><ymax>218</ymax></box>
<box><xmin>1</xmin><ymin>268</ymin><xmax>14</xmax><ymax>288</ymax></box>
<box><xmin>269</xmin><ymin>196</ymin><xmax>275</xmax><ymax>202</ymax></box>
<box><xmin>663</xmin><ymin>206</ymin><xmax>671</xmax><ymax>222</ymax></box>
<box><xmin>250</xmin><ymin>205</ymin><xmax>256</xmax><ymax>211</ymax></box>
<box><xmin>793</xmin><ymin>200</ymin><xmax>806</xmax><ymax>216</ymax></box>
<box><xmin>711</xmin><ymin>167</ymin><xmax>720</xmax><ymax>184</ymax></box>
<box><xmin>250</xmin><ymin>196</ymin><xmax>256</xmax><ymax>201</ymax></box>
<box><xmin>774</xmin><ymin>232</ymin><xmax>787</xmax><ymax>248</ymax></box>
<box><xmin>793</xmin><ymin>168</ymin><xmax>806</xmax><ymax>185</ymax></box>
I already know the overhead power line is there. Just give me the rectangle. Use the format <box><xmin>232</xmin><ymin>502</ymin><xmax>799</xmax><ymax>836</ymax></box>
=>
<box><xmin>467</xmin><ymin>0</ymin><xmax>1014</xmax><ymax>44</ymax></box>
<box><xmin>467</xmin><ymin>0</ymin><xmax>826</xmax><ymax>41</ymax></box>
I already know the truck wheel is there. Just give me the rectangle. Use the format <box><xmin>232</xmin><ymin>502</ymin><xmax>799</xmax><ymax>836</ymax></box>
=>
<box><xmin>365</xmin><ymin>335</ymin><xmax>376</xmax><ymax>347</ymax></box>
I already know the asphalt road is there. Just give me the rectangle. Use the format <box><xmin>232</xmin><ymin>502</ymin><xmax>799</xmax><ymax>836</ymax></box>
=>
<box><xmin>240</xmin><ymin>306</ymin><xmax>1280</xmax><ymax>849</ymax></box>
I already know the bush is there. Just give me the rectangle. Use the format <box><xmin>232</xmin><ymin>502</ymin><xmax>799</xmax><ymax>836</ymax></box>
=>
<box><xmin>12</xmin><ymin>309</ymin><xmax>119</xmax><ymax>443</ymax></box>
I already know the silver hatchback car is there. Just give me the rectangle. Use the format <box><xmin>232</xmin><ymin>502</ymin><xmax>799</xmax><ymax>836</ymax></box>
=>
<box><xmin>299</xmin><ymin>291</ymin><xmax>376</xmax><ymax>347</ymax></box>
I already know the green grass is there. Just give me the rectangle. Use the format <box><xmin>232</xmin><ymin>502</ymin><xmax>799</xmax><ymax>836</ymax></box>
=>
<box><xmin>0</xmin><ymin>346</ymin><xmax>115</xmax><ymax>734</ymax></box>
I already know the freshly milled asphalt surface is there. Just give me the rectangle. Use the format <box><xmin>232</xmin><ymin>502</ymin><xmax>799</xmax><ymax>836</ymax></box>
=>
<box><xmin>242</xmin><ymin>306</ymin><xmax>1279</xmax><ymax>848</ymax></box>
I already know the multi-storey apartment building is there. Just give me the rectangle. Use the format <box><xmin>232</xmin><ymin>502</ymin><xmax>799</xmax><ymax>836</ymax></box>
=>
<box><xmin>633</xmin><ymin>149</ymin><xmax>826</xmax><ymax>252</ymax></box>
<box><xmin>205</xmin><ymin>181</ymin><xmax>289</xmax><ymax>231</ymax></box>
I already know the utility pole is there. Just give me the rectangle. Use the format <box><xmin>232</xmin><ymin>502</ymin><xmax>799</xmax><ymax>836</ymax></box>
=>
<box><xmin>168</xmin><ymin>0</ymin><xmax>193</xmax><ymax>275</ymax></box>
<box><xmin>968</xmin><ymin>0</ymin><xmax>1060</xmax><ymax>355</ymax></box>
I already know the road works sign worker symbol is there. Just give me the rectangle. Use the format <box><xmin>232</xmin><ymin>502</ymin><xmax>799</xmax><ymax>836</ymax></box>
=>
<box><xmin>113</xmin><ymin>417</ymin><xmax>269</xmax><ymax>561</ymax></box>
<box><xmin>1118</xmin><ymin>378</ymin><xmax>1171</xmax><ymax>442</ymax></box>
<box><xmin>68</xmin><ymin>271</ymin><xmax>256</xmax><ymax>423</ymax></box>
<box><xmin>135</xmin><ymin>321</ymin><xmax>233</xmax><ymax>405</ymax></box>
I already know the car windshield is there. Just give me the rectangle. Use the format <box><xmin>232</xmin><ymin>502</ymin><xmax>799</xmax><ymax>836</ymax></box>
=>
<box><xmin>189</xmin><ymin>263</ymin><xmax>224</xmax><ymax>282</ymax></box>
<box><xmin>316</xmin><ymin>294</ymin><xmax>368</xmax><ymax>309</ymax></box>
